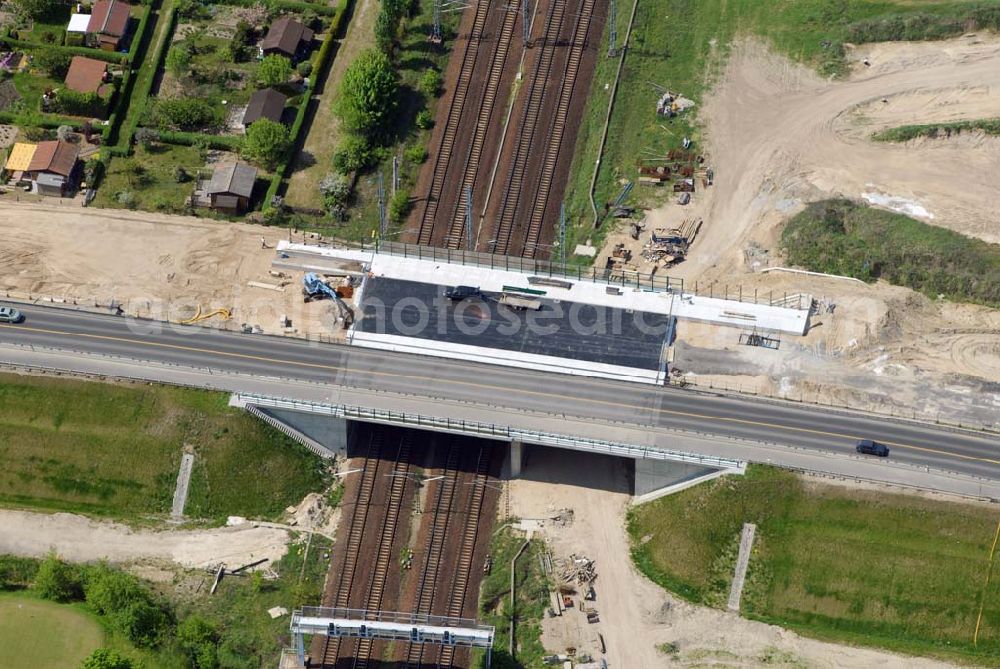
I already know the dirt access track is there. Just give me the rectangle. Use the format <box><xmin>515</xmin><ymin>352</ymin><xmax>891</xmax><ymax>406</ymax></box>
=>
<box><xmin>626</xmin><ymin>34</ymin><xmax>1000</xmax><ymax>426</ymax></box>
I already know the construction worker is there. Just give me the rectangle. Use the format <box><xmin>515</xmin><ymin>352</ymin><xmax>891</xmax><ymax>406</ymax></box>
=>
<box><xmin>260</xmin><ymin>236</ymin><xmax>267</xmax><ymax>249</ymax></box>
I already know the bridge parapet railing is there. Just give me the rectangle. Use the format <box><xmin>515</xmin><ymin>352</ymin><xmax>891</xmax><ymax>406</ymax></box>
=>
<box><xmin>233</xmin><ymin>392</ymin><xmax>746</xmax><ymax>471</ymax></box>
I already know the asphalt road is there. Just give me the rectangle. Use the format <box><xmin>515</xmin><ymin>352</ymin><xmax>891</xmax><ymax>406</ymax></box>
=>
<box><xmin>1</xmin><ymin>304</ymin><xmax>999</xmax><ymax>479</ymax></box>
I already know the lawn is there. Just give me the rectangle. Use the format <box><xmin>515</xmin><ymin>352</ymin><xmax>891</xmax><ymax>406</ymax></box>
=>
<box><xmin>473</xmin><ymin>528</ymin><xmax>548</xmax><ymax>669</ymax></box>
<box><xmin>781</xmin><ymin>199</ymin><xmax>1000</xmax><ymax>308</ymax></box>
<box><xmin>19</xmin><ymin>4</ymin><xmax>73</xmax><ymax>46</ymax></box>
<box><xmin>91</xmin><ymin>143</ymin><xmax>204</xmax><ymax>212</ymax></box>
<box><xmin>561</xmin><ymin>0</ymin><xmax>1000</xmax><ymax>257</ymax></box>
<box><xmin>628</xmin><ymin>466</ymin><xmax>1000</xmax><ymax>664</ymax></box>
<box><xmin>0</xmin><ymin>373</ymin><xmax>328</xmax><ymax>522</ymax></box>
<box><xmin>10</xmin><ymin>68</ymin><xmax>61</xmax><ymax>112</ymax></box>
<box><xmin>0</xmin><ymin>594</ymin><xmax>104</xmax><ymax>668</ymax></box>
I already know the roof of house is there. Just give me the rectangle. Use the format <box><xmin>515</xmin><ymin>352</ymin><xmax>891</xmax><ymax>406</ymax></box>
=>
<box><xmin>5</xmin><ymin>142</ymin><xmax>37</xmax><ymax>172</ymax></box>
<box><xmin>27</xmin><ymin>140</ymin><xmax>80</xmax><ymax>177</ymax></box>
<box><xmin>206</xmin><ymin>162</ymin><xmax>257</xmax><ymax>198</ymax></box>
<box><xmin>36</xmin><ymin>172</ymin><xmax>67</xmax><ymax>188</ymax></box>
<box><xmin>260</xmin><ymin>16</ymin><xmax>314</xmax><ymax>55</ymax></box>
<box><xmin>65</xmin><ymin>56</ymin><xmax>107</xmax><ymax>94</ymax></box>
<box><xmin>87</xmin><ymin>0</ymin><xmax>130</xmax><ymax>38</ymax></box>
<box><xmin>243</xmin><ymin>88</ymin><xmax>287</xmax><ymax>125</ymax></box>
<box><xmin>67</xmin><ymin>12</ymin><xmax>91</xmax><ymax>33</ymax></box>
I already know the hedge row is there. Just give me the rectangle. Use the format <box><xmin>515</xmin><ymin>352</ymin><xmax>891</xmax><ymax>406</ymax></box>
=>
<box><xmin>127</xmin><ymin>2</ymin><xmax>156</xmax><ymax>65</ymax></box>
<box><xmin>0</xmin><ymin>112</ymin><xmax>106</xmax><ymax>132</ymax></box>
<box><xmin>0</xmin><ymin>35</ymin><xmax>126</xmax><ymax>64</ymax></box>
<box><xmin>263</xmin><ymin>0</ymin><xmax>348</xmax><ymax>207</ymax></box>
<box><xmin>113</xmin><ymin>4</ymin><xmax>177</xmax><ymax>151</ymax></box>
<box><xmin>213</xmin><ymin>0</ymin><xmax>339</xmax><ymax>16</ymax></box>
<box><xmin>157</xmin><ymin>130</ymin><xmax>245</xmax><ymax>150</ymax></box>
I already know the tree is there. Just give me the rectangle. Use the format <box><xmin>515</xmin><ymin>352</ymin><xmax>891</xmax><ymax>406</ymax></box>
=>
<box><xmin>10</xmin><ymin>0</ymin><xmax>62</xmax><ymax>21</ymax></box>
<box><xmin>373</xmin><ymin>10</ymin><xmax>397</xmax><ymax>53</ymax></box>
<box><xmin>242</xmin><ymin>118</ymin><xmax>289</xmax><ymax>169</ymax></box>
<box><xmin>257</xmin><ymin>54</ymin><xmax>291</xmax><ymax>87</ymax></box>
<box><xmin>334</xmin><ymin>49</ymin><xmax>397</xmax><ymax>140</ymax></box>
<box><xmin>84</xmin><ymin>565</ymin><xmax>147</xmax><ymax>616</ymax></box>
<box><xmin>110</xmin><ymin>599</ymin><xmax>168</xmax><ymax>647</ymax></box>
<box><xmin>35</xmin><ymin>552</ymin><xmax>82</xmax><ymax>602</ymax></box>
<box><xmin>80</xmin><ymin>648</ymin><xmax>136</xmax><ymax>669</ymax></box>
<box><xmin>134</xmin><ymin>127</ymin><xmax>160</xmax><ymax>149</ymax></box>
<box><xmin>165</xmin><ymin>46</ymin><xmax>192</xmax><ymax>78</ymax></box>
<box><xmin>33</xmin><ymin>50</ymin><xmax>72</xmax><ymax>78</ymax></box>
<box><xmin>331</xmin><ymin>133</ymin><xmax>377</xmax><ymax>173</ymax></box>
<box><xmin>56</xmin><ymin>125</ymin><xmax>74</xmax><ymax>142</ymax></box>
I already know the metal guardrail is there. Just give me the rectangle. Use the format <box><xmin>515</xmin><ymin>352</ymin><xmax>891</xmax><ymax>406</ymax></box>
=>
<box><xmin>234</xmin><ymin>392</ymin><xmax>746</xmax><ymax>471</ymax></box>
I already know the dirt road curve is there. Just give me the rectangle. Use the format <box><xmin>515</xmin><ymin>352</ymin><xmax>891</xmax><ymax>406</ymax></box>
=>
<box><xmin>676</xmin><ymin>34</ymin><xmax>1000</xmax><ymax>281</ymax></box>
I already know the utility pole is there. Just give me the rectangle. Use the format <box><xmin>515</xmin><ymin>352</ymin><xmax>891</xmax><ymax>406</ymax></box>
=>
<box><xmin>465</xmin><ymin>185</ymin><xmax>474</xmax><ymax>251</ymax></box>
<box><xmin>377</xmin><ymin>172</ymin><xmax>387</xmax><ymax>239</ymax></box>
<box><xmin>392</xmin><ymin>155</ymin><xmax>399</xmax><ymax>196</ymax></box>
<box><xmin>558</xmin><ymin>202</ymin><xmax>567</xmax><ymax>265</ymax></box>
<box><xmin>430</xmin><ymin>0</ymin><xmax>442</xmax><ymax>44</ymax></box>
<box><xmin>607</xmin><ymin>0</ymin><xmax>617</xmax><ymax>57</ymax></box>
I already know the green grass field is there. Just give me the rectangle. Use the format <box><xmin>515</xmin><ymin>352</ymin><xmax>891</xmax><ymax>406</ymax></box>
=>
<box><xmin>92</xmin><ymin>143</ymin><xmax>204</xmax><ymax>212</ymax></box>
<box><xmin>628</xmin><ymin>466</ymin><xmax>1000</xmax><ymax>664</ymax></box>
<box><xmin>562</xmin><ymin>0</ymin><xmax>1000</xmax><ymax>256</ymax></box>
<box><xmin>0</xmin><ymin>373</ymin><xmax>328</xmax><ymax>522</ymax></box>
<box><xmin>0</xmin><ymin>595</ymin><xmax>104</xmax><ymax>668</ymax></box>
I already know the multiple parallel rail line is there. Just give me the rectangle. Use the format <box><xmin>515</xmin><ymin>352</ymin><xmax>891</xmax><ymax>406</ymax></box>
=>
<box><xmin>320</xmin><ymin>431</ymin><xmax>384</xmax><ymax>667</ymax></box>
<box><xmin>490</xmin><ymin>0</ymin><xmax>567</xmax><ymax>256</ymax></box>
<box><xmin>522</xmin><ymin>0</ymin><xmax>595</xmax><ymax>258</ymax></box>
<box><xmin>445</xmin><ymin>0</ymin><xmax>522</xmax><ymax>250</ymax></box>
<box><xmin>417</xmin><ymin>0</ymin><xmax>495</xmax><ymax>246</ymax></box>
<box><xmin>438</xmin><ymin>445</ymin><xmax>495</xmax><ymax>668</ymax></box>
<box><xmin>403</xmin><ymin>442</ymin><xmax>462</xmax><ymax>668</ymax></box>
<box><xmin>353</xmin><ymin>434</ymin><xmax>413</xmax><ymax>669</ymax></box>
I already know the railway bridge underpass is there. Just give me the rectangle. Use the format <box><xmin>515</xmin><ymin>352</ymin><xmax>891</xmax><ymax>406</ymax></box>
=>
<box><xmin>230</xmin><ymin>392</ymin><xmax>747</xmax><ymax>503</ymax></box>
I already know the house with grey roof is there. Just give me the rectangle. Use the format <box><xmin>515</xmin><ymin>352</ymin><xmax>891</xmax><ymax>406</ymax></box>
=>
<box><xmin>242</xmin><ymin>88</ymin><xmax>287</xmax><ymax>128</ymax></box>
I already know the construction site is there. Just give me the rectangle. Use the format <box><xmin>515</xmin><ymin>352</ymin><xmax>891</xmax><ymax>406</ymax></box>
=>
<box><xmin>4</xmin><ymin>18</ymin><xmax>1000</xmax><ymax>669</ymax></box>
<box><xmin>406</xmin><ymin>0</ymin><xmax>606</xmax><ymax>257</ymax></box>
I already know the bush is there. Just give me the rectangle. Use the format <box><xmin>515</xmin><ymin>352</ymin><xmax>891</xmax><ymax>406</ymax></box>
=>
<box><xmin>403</xmin><ymin>143</ymin><xmax>427</xmax><ymax>164</ymax></box>
<box><xmin>174</xmin><ymin>165</ymin><xmax>190</xmax><ymax>183</ymax></box>
<box><xmin>115</xmin><ymin>190</ymin><xmax>137</xmax><ymax>208</ymax></box>
<box><xmin>389</xmin><ymin>188</ymin><xmax>411</xmax><ymax>223</ymax></box>
<box><xmin>81</xmin><ymin>648</ymin><xmax>137</xmax><ymax>669</ymax></box>
<box><xmin>165</xmin><ymin>45</ymin><xmax>192</xmax><ymax>78</ymax></box>
<box><xmin>781</xmin><ymin>199</ymin><xmax>1000</xmax><ymax>307</ymax></box>
<box><xmin>296</xmin><ymin>60</ymin><xmax>312</xmax><ymax>78</ymax></box>
<box><xmin>178</xmin><ymin>615</ymin><xmax>220</xmax><ymax>668</ymax></box>
<box><xmin>134</xmin><ymin>127</ymin><xmax>159</xmax><ymax>148</ymax></box>
<box><xmin>23</xmin><ymin>126</ymin><xmax>51</xmax><ymax>141</ymax></box>
<box><xmin>51</xmin><ymin>89</ymin><xmax>105</xmax><ymax>117</ymax></box>
<box><xmin>243</xmin><ymin>117</ymin><xmax>290</xmax><ymax>169</ymax></box>
<box><xmin>334</xmin><ymin>49</ymin><xmax>397</xmax><ymax>140</ymax></box>
<box><xmin>332</xmin><ymin>134</ymin><xmax>377</xmax><ymax>173</ymax></box>
<box><xmin>419</xmin><ymin>68</ymin><xmax>442</xmax><ymax>97</ymax></box>
<box><xmin>34</xmin><ymin>553</ymin><xmax>82</xmax><ymax>602</ymax></box>
<box><xmin>32</xmin><ymin>50</ymin><xmax>72</xmax><ymax>78</ymax></box>
<box><xmin>258</xmin><ymin>54</ymin><xmax>292</xmax><ymax>87</ymax></box>
<box><xmin>148</xmin><ymin>98</ymin><xmax>221</xmax><ymax>131</ymax></box>
<box><xmin>84</xmin><ymin>565</ymin><xmax>169</xmax><ymax>647</ymax></box>
<box><xmin>319</xmin><ymin>171</ymin><xmax>350</xmax><ymax>219</ymax></box>
<box><xmin>415</xmin><ymin>109</ymin><xmax>433</xmax><ymax>129</ymax></box>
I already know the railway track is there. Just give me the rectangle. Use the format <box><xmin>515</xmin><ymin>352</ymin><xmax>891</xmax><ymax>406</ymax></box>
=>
<box><xmin>403</xmin><ymin>442</ymin><xmax>461</xmax><ymax>668</ymax></box>
<box><xmin>438</xmin><ymin>445</ymin><xmax>494</xmax><ymax>668</ymax></box>
<box><xmin>445</xmin><ymin>0</ymin><xmax>521</xmax><ymax>250</ymax></box>
<box><xmin>522</xmin><ymin>0</ymin><xmax>595</xmax><ymax>258</ymax></box>
<box><xmin>490</xmin><ymin>0</ymin><xmax>567</xmax><ymax>255</ymax></box>
<box><xmin>417</xmin><ymin>0</ymin><xmax>495</xmax><ymax>246</ymax></box>
<box><xmin>353</xmin><ymin>433</ymin><xmax>413</xmax><ymax>669</ymax></box>
<box><xmin>320</xmin><ymin>431</ymin><xmax>384</xmax><ymax>668</ymax></box>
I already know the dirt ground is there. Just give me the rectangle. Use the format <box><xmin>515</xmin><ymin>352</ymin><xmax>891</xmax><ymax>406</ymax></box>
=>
<box><xmin>0</xmin><ymin>201</ymin><xmax>346</xmax><ymax>337</ymax></box>
<box><xmin>602</xmin><ymin>34</ymin><xmax>1000</xmax><ymax>427</ymax></box>
<box><xmin>0</xmin><ymin>509</ymin><xmax>290</xmax><ymax>570</ymax></box>
<box><xmin>509</xmin><ymin>447</ymin><xmax>962</xmax><ymax>669</ymax></box>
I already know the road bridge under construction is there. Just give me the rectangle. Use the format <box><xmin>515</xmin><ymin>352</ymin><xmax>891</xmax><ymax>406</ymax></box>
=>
<box><xmin>1</xmin><ymin>304</ymin><xmax>999</xmax><ymax>500</ymax></box>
